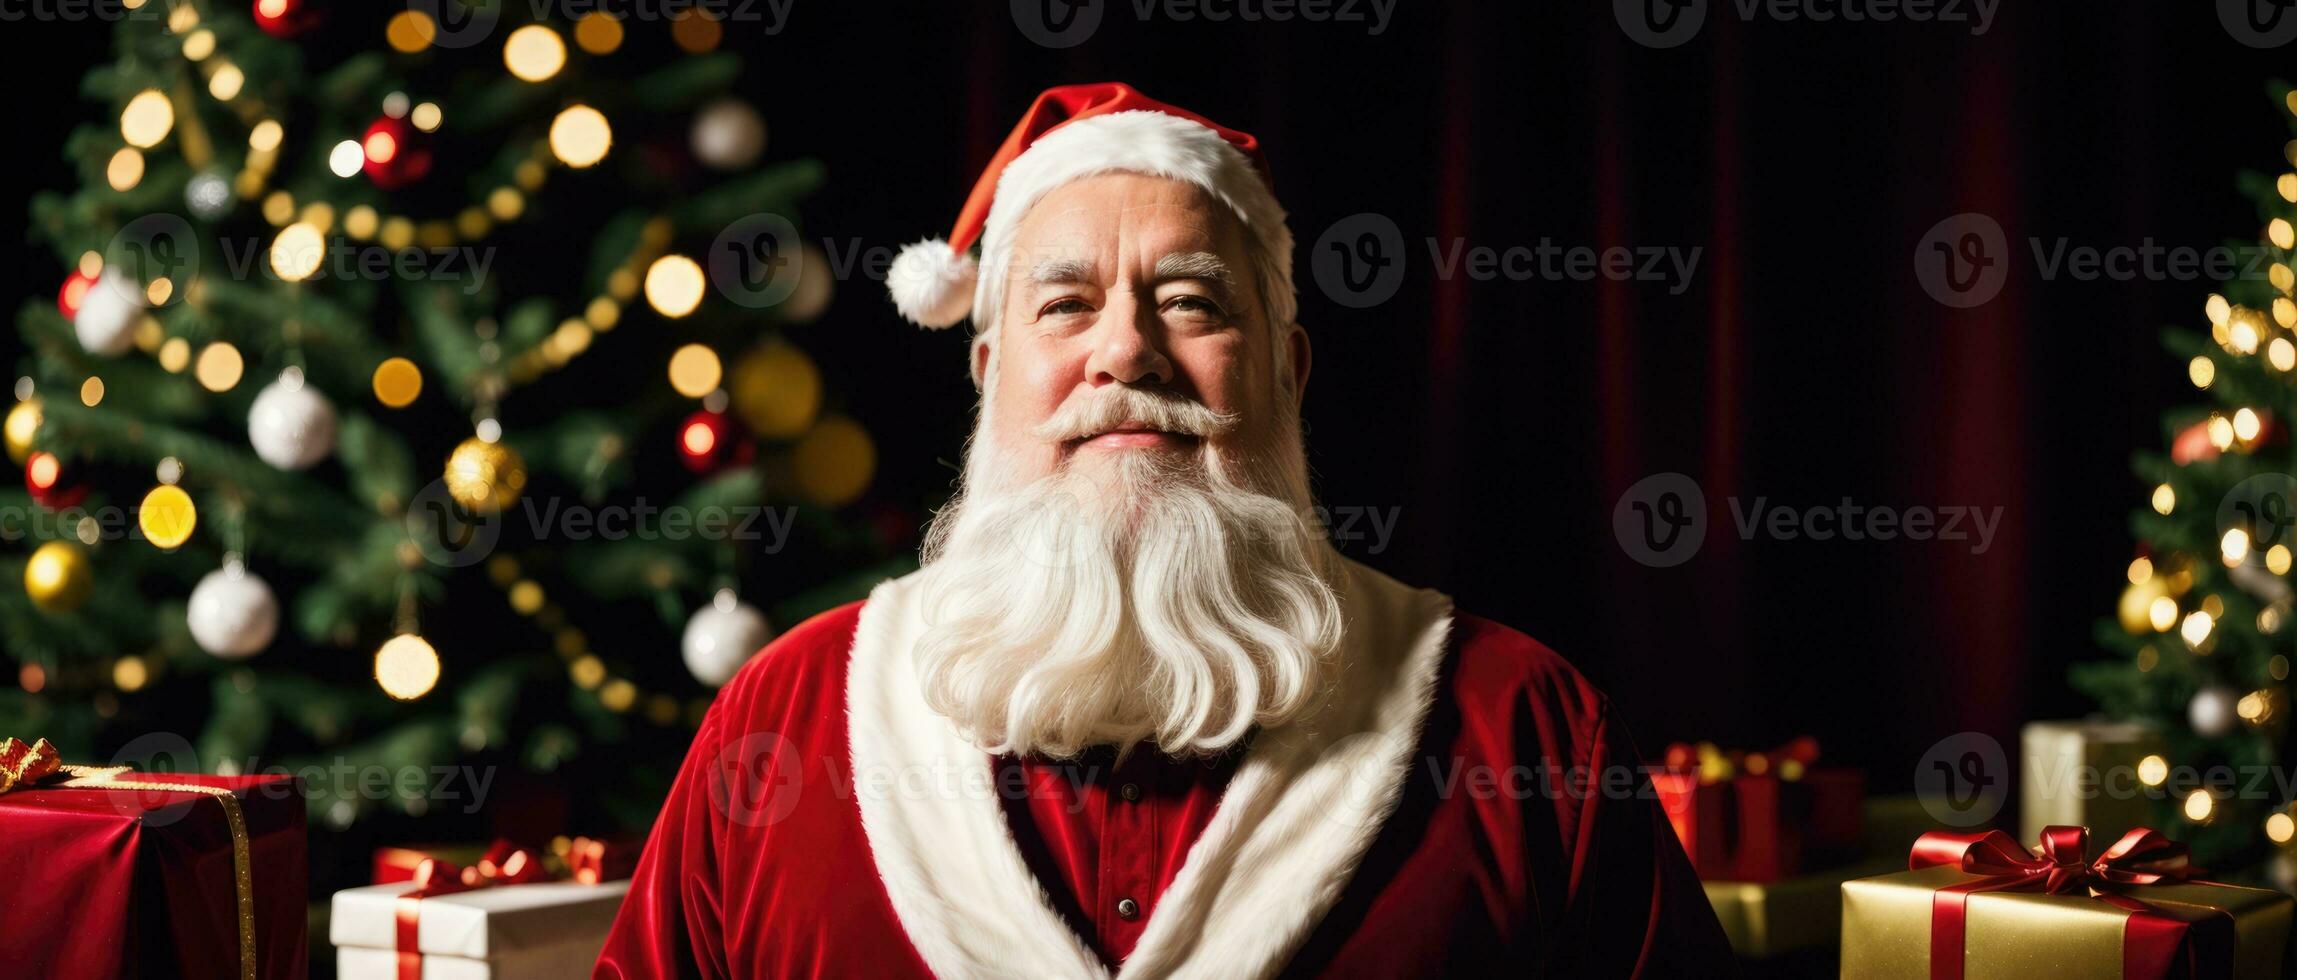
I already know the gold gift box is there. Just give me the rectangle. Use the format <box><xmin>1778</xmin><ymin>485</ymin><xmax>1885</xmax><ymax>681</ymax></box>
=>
<box><xmin>1704</xmin><ymin>795</ymin><xmax>1944</xmax><ymax>959</ymax></box>
<box><xmin>1840</xmin><ymin>863</ymin><xmax>2293</xmax><ymax>979</ymax></box>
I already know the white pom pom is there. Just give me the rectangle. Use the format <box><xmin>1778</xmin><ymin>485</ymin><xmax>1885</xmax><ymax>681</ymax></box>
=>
<box><xmin>886</xmin><ymin>238</ymin><xmax>977</xmax><ymax>329</ymax></box>
<box><xmin>75</xmin><ymin>271</ymin><xmax>142</xmax><ymax>356</ymax></box>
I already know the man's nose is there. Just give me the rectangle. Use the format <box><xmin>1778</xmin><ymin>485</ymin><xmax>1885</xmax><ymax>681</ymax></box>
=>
<box><xmin>1084</xmin><ymin>290</ymin><xmax>1172</xmax><ymax>387</ymax></box>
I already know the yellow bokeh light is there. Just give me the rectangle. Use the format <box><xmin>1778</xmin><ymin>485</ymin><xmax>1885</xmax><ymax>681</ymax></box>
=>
<box><xmin>2273</xmin><ymin>544</ymin><xmax>2293</xmax><ymax>576</ymax></box>
<box><xmin>372</xmin><ymin>357</ymin><xmax>423</xmax><ymax>408</ymax></box>
<box><xmin>345</xmin><ymin>205</ymin><xmax>379</xmax><ymax>240</ymax></box>
<box><xmin>120</xmin><ymin>89</ymin><xmax>174</xmax><ymax>149</ymax></box>
<box><xmin>2272</xmin><ymin>812</ymin><xmax>2297</xmax><ymax>844</ymax></box>
<box><xmin>509</xmin><ymin>580</ymin><xmax>545</xmax><ymax>615</ymax></box>
<box><xmin>411</xmin><ymin>102</ymin><xmax>443</xmax><ymax>132</ymax></box>
<box><xmin>487</xmin><ymin>187</ymin><xmax>523</xmax><ymax>221</ymax></box>
<box><xmin>585</xmin><ymin>296</ymin><xmax>621</xmax><ymax>331</ymax></box>
<box><xmin>644</xmin><ymin>254</ymin><xmax>706</xmax><ymax>318</ymax></box>
<box><xmin>158</xmin><ymin>337</ymin><xmax>190</xmax><ymax>373</ymax></box>
<box><xmin>2138</xmin><ymin>754</ymin><xmax>2168</xmax><ymax>787</ymax></box>
<box><xmin>575</xmin><ymin>11</ymin><xmax>624</xmax><ymax>53</ymax></box>
<box><xmin>2181</xmin><ymin>609</ymin><xmax>2215</xmax><ymax>648</ymax></box>
<box><xmin>2152</xmin><ymin>483</ymin><xmax>2176</xmax><ymax>515</ymax></box>
<box><xmin>549</xmin><ymin>104</ymin><xmax>612</xmax><ymax>168</ymax></box>
<box><xmin>2190</xmin><ymin>355</ymin><xmax>2216</xmax><ymax>389</ymax></box>
<box><xmin>599</xmin><ymin>678</ymin><xmax>638</xmax><ymax>712</ymax></box>
<box><xmin>2275</xmin><ymin>219</ymin><xmax>2296</xmax><ymax>251</ymax></box>
<box><xmin>329</xmin><ymin>139</ymin><xmax>364</xmax><ymax>178</ymax></box>
<box><xmin>668</xmin><ymin>344</ymin><xmax>723</xmax><ymax>397</ymax></box>
<box><xmin>2223</xmin><ymin>528</ymin><xmax>2252</xmax><ymax>566</ymax></box>
<box><xmin>208</xmin><ymin>63</ymin><xmax>244</xmax><ymax>101</ymax></box>
<box><xmin>139</xmin><ymin>483</ymin><xmax>197</xmax><ymax>549</ymax></box>
<box><xmin>195</xmin><ymin>342</ymin><xmax>244</xmax><ymax>393</ymax></box>
<box><xmin>571</xmin><ymin>654</ymin><xmax>606</xmax><ymax>689</ymax></box>
<box><xmin>106</xmin><ymin>147</ymin><xmax>144</xmax><ymax>192</ymax></box>
<box><xmin>2282</xmin><ymin>175</ymin><xmax>2297</xmax><ymax>204</ymax></box>
<box><xmin>385</xmin><ymin>10</ymin><xmax>436</xmax><ymax>52</ymax></box>
<box><xmin>2148</xmin><ymin>595</ymin><xmax>2179</xmax><ymax>633</ymax></box>
<box><xmin>2208</xmin><ymin>415</ymin><xmax>2236</xmax><ymax>450</ymax></box>
<box><xmin>270</xmin><ymin>223</ymin><xmax>324</xmax><ymax>281</ymax></box>
<box><xmin>2127</xmin><ymin>556</ymin><xmax>2153</xmax><ymax>585</ymax></box>
<box><xmin>183</xmin><ymin>28</ymin><xmax>215</xmax><ymax>61</ymax></box>
<box><xmin>2274</xmin><ymin>338</ymin><xmax>2296</xmax><ymax>372</ymax></box>
<box><xmin>250</xmin><ymin>119</ymin><xmax>283</xmax><ymax>152</ymax></box>
<box><xmin>375</xmin><ymin>633</ymin><xmax>441</xmax><ymax>700</ymax></box>
<box><xmin>2230</xmin><ymin>318</ymin><xmax>2260</xmax><ymax>354</ymax></box>
<box><xmin>504</xmin><ymin>25</ymin><xmax>567</xmax><ymax>82</ymax></box>
<box><xmin>113</xmin><ymin>655</ymin><xmax>148</xmax><ymax>692</ymax></box>
<box><xmin>2207</xmin><ymin>293</ymin><xmax>2232</xmax><ymax>326</ymax></box>
<box><xmin>2235</xmin><ymin>407</ymin><xmax>2264</xmax><ymax>442</ymax></box>
<box><xmin>262</xmin><ymin>190</ymin><xmax>295</xmax><ymax>225</ymax></box>
<box><xmin>2185</xmin><ymin>789</ymin><xmax>2216</xmax><ymax>823</ymax></box>
<box><xmin>671</xmin><ymin>8</ymin><xmax>721</xmax><ymax>52</ymax></box>
<box><xmin>80</xmin><ymin>377</ymin><xmax>103</xmax><ymax>407</ymax></box>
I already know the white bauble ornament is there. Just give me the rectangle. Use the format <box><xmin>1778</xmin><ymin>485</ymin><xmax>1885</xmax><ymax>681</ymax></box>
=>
<box><xmin>185</xmin><ymin>170</ymin><xmax>233</xmax><ymax>220</ymax></box>
<box><xmin>683</xmin><ymin>588</ymin><xmax>771</xmax><ymax>687</ymax></box>
<box><xmin>2190</xmin><ymin>684</ymin><xmax>2240</xmax><ymax>737</ymax></box>
<box><xmin>2230</xmin><ymin>561</ymin><xmax>2294</xmax><ymax>605</ymax></box>
<box><xmin>74</xmin><ymin>270</ymin><xmax>142</xmax><ymax>356</ymax></box>
<box><xmin>247</xmin><ymin>368</ymin><xmax>337</xmax><ymax>470</ymax></box>
<box><xmin>188</xmin><ymin>561</ymin><xmax>279</xmax><ymax>659</ymax></box>
<box><xmin>691</xmin><ymin>98</ymin><xmax>766</xmax><ymax>171</ymax></box>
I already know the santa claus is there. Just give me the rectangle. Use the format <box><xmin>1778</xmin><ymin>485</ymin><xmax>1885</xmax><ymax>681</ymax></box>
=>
<box><xmin>596</xmin><ymin>83</ymin><xmax>1732</xmax><ymax>978</ymax></box>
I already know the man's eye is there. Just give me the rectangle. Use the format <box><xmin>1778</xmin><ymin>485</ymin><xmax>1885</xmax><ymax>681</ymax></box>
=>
<box><xmin>1163</xmin><ymin>296</ymin><xmax>1225</xmax><ymax>316</ymax></box>
<box><xmin>1040</xmin><ymin>298</ymin><xmax>1093</xmax><ymax>317</ymax></box>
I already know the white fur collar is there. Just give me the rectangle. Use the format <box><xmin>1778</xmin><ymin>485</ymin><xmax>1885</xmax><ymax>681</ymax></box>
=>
<box><xmin>847</xmin><ymin>556</ymin><xmax>1454</xmax><ymax>979</ymax></box>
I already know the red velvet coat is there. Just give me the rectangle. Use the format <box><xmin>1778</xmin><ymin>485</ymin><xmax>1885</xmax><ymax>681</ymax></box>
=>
<box><xmin>596</xmin><ymin>559</ymin><xmax>1732</xmax><ymax>978</ymax></box>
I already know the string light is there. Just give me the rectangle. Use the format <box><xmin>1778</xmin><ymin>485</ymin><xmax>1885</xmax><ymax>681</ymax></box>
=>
<box><xmin>668</xmin><ymin>344</ymin><xmax>722</xmax><ymax>397</ymax></box>
<box><xmin>2149</xmin><ymin>595</ymin><xmax>2179</xmax><ymax>632</ymax></box>
<box><xmin>2128</xmin><ymin>556</ymin><xmax>2154</xmax><ymax>584</ymax></box>
<box><xmin>2152</xmin><ymin>483</ymin><xmax>2176</xmax><ymax>515</ymax></box>
<box><xmin>120</xmin><ymin>89</ymin><xmax>174</xmax><ymax>148</ymax></box>
<box><xmin>2229</xmin><ymin>316</ymin><xmax>2260</xmax><ymax>354</ymax></box>
<box><xmin>2185</xmin><ymin>789</ymin><xmax>2216</xmax><ymax>823</ymax></box>
<box><xmin>2270</xmin><ymin>812</ymin><xmax>2296</xmax><ymax>844</ymax></box>
<box><xmin>2138</xmin><ymin>754</ymin><xmax>2169</xmax><ymax>787</ymax></box>
<box><xmin>375</xmin><ymin>633</ymin><xmax>441</xmax><ymax>700</ymax></box>
<box><xmin>2272</xmin><ymin>544</ymin><xmax>2293</xmax><ymax>575</ymax></box>
<box><xmin>207</xmin><ymin>62</ymin><xmax>244</xmax><ymax>101</ymax></box>
<box><xmin>2273</xmin><ymin>337</ymin><xmax>2296</xmax><ymax>372</ymax></box>
<box><xmin>644</xmin><ymin>254</ymin><xmax>706</xmax><ymax>318</ymax></box>
<box><xmin>385</xmin><ymin>10</ymin><xmax>436</xmax><ymax>52</ymax></box>
<box><xmin>504</xmin><ymin>25</ymin><xmax>567</xmax><ymax>82</ymax></box>
<box><xmin>195</xmin><ymin>342</ymin><xmax>244</xmax><ymax>392</ymax></box>
<box><xmin>372</xmin><ymin>357</ymin><xmax>423</xmax><ymax>408</ymax></box>
<box><xmin>2181</xmin><ymin>609</ymin><xmax>2215</xmax><ymax>649</ymax></box>
<box><xmin>329</xmin><ymin>140</ymin><xmax>364</xmax><ymax>178</ymax></box>
<box><xmin>106</xmin><ymin>148</ymin><xmax>144</xmax><ymax>192</ymax></box>
<box><xmin>2274</xmin><ymin>218</ymin><xmax>2296</xmax><ymax>251</ymax></box>
<box><xmin>575</xmin><ymin>12</ymin><xmax>623</xmax><ymax>53</ymax></box>
<box><xmin>2207</xmin><ymin>293</ymin><xmax>2232</xmax><ymax>326</ymax></box>
<box><xmin>549</xmin><ymin>105</ymin><xmax>612</xmax><ymax>168</ymax></box>
<box><xmin>2190</xmin><ymin>356</ymin><xmax>2215</xmax><ymax>389</ymax></box>
<box><xmin>2235</xmin><ymin>407</ymin><xmax>2263</xmax><ymax>442</ymax></box>
<box><xmin>270</xmin><ymin>223</ymin><xmax>324</xmax><ymax>282</ymax></box>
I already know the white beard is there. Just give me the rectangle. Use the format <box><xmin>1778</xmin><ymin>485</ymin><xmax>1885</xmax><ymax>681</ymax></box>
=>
<box><xmin>911</xmin><ymin>387</ymin><xmax>1344</xmax><ymax>759</ymax></box>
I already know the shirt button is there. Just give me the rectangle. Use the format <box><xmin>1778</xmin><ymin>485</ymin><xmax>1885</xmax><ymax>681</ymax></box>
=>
<box><xmin>1116</xmin><ymin>898</ymin><xmax>1140</xmax><ymax>920</ymax></box>
<box><xmin>1119</xmin><ymin>782</ymin><xmax>1140</xmax><ymax>802</ymax></box>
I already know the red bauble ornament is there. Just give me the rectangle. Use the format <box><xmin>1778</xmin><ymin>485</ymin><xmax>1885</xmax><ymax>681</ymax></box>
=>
<box><xmin>251</xmin><ymin>0</ymin><xmax>320</xmax><ymax>38</ymax></box>
<box><xmin>361</xmin><ymin>116</ymin><xmax>433</xmax><ymax>190</ymax></box>
<box><xmin>24</xmin><ymin>452</ymin><xmax>86</xmax><ymax>509</ymax></box>
<box><xmin>57</xmin><ymin>269</ymin><xmax>97</xmax><ymax>319</ymax></box>
<box><xmin>677</xmin><ymin>409</ymin><xmax>752</xmax><ymax>474</ymax></box>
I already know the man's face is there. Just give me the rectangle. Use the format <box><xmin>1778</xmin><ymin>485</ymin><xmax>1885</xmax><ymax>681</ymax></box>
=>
<box><xmin>980</xmin><ymin>173</ymin><xmax>1307</xmax><ymax>485</ymax></box>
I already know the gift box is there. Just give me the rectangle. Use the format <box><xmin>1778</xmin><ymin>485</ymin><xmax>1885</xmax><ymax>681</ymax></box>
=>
<box><xmin>332</xmin><ymin>840</ymin><xmax>633</xmax><ymax>979</ymax></box>
<box><xmin>0</xmin><ymin>737</ymin><xmax>308</xmax><ymax>979</ymax></box>
<box><xmin>1840</xmin><ymin>826</ymin><xmax>2293</xmax><ymax>979</ymax></box>
<box><xmin>1704</xmin><ymin>795</ymin><xmax>1944</xmax><ymax>959</ymax></box>
<box><xmin>2021</xmin><ymin>719</ymin><xmax>2164</xmax><ymax>849</ymax></box>
<box><xmin>1654</xmin><ymin>737</ymin><xmax>1865</xmax><ymax>882</ymax></box>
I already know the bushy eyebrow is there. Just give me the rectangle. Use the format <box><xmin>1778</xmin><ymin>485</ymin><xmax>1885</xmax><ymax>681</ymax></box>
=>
<box><xmin>1026</xmin><ymin>257</ymin><xmax>1097</xmax><ymax>286</ymax></box>
<box><xmin>1153</xmin><ymin>251</ymin><xmax>1235</xmax><ymax>288</ymax></box>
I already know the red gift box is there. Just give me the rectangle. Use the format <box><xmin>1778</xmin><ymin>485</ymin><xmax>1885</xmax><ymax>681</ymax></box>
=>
<box><xmin>0</xmin><ymin>738</ymin><xmax>307</xmax><ymax>979</ymax></box>
<box><xmin>1653</xmin><ymin>738</ymin><xmax>1864</xmax><ymax>882</ymax></box>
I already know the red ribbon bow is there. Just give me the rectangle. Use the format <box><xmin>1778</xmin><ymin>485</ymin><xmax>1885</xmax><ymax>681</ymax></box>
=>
<box><xmin>1907</xmin><ymin>826</ymin><xmax>2225</xmax><ymax>980</ymax></box>
<box><xmin>0</xmin><ymin>736</ymin><xmax>63</xmax><ymax>793</ymax></box>
<box><xmin>393</xmin><ymin>841</ymin><xmax>547</xmax><ymax>980</ymax></box>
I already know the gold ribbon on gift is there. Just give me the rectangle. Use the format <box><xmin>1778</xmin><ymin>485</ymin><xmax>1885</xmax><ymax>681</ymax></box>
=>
<box><xmin>0</xmin><ymin>737</ymin><xmax>257</xmax><ymax>980</ymax></box>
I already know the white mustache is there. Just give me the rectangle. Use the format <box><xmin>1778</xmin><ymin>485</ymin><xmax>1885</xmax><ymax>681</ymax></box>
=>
<box><xmin>1032</xmin><ymin>386</ymin><xmax>1239</xmax><ymax>443</ymax></box>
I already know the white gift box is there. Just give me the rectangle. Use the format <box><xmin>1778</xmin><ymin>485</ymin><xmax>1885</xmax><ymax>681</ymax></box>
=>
<box><xmin>331</xmin><ymin>878</ymin><xmax>630</xmax><ymax>980</ymax></box>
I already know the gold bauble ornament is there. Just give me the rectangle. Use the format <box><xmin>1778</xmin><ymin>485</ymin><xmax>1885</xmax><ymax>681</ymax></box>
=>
<box><xmin>2120</xmin><ymin>575</ymin><xmax>2170</xmax><ymax>635</ymax></box>
<box><xmin>444</xmin><ymin>438</ymin><xmax>527</xmax><ymax>514</ymax></box>
<box><xmin>4</xmin><ymin>397</ymin><xmax>41</xmax><ymax>464</ymax></box>
<box><xmin>793</xmin><ymin>415</ymin><xmax>874</xmax><ymax>507</ymax></box>
<box><xmin>24</xmin><ymin>541</ymin><xmax>92</xmax><ymax>613</ymax></box>
<box><xmin>728</xmin><ymin>343</ymin><xmax>820</xmax><ymax>439</ymax></box>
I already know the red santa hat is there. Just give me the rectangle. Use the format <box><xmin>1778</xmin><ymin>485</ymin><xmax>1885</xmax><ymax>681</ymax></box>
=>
<box><xmin>887</xmin><ymin>82</ymin><xmax>1293</xmax><ymax>337</ymax></box>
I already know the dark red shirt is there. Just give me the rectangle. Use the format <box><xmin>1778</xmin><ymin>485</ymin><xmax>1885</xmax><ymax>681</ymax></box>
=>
<box><xmin>999</xmin><ymin>747</ymin><xmax>1242</xmax><ymax>965</ymax></box>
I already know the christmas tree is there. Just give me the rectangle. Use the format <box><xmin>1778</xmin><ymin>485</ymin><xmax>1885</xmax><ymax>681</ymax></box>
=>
<box><xmin>2</xmin><ymin>1</ymin><xmax>907</xmax><ymax>839</ymax></box>
<box><xmin>2078</xmin><ymin>84</ymin><xmax>2297</xmax><ymax>870</ymax></box>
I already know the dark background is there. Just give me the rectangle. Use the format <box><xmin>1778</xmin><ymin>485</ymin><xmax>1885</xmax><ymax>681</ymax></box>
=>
<box><xmin>1</xmin><ymin>1</ymin><xmax>2279</xmax><ymax>794</ymax></box>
